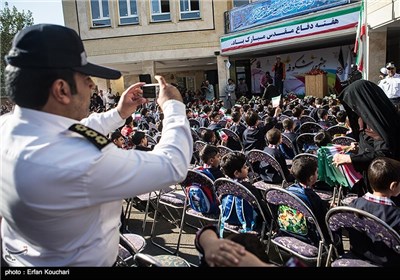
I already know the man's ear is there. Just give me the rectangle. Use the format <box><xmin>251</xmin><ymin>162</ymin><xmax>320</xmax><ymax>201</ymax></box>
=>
<box><xmin>50</xmin><ymin>79</ymin><xmax>72</xmax><ymax>104</ymax></box>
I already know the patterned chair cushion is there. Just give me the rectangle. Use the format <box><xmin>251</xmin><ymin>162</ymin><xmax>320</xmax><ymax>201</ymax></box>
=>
<box><xmin>160</xmin><ymin>190</ymin><xmax>185</xmax><ymax>207</ymax></box>
<box><xmin>331</xmin><ymin>252</ymin><xmax>379</xmax><ymax>267</ymax></box>
<box><xmin>273</xmin><ymin>236</ymin><xmax>319</xmax><ymax>257</ymax></box>
<box><xmin>122</xmin><ymin>233</ymin><xmax>146</xmax><ymax>253</ymax></box>
<box><xmin>153</xmin><ymin>255</ymin><xmax>191</xmax><ymax>267</ymax></box>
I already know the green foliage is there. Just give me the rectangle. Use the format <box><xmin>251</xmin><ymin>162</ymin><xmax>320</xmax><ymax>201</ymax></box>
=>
<box><xmin>1</xmin><ymin>2</ymin><xmax>34</xmax><ymax>96</ymax></box>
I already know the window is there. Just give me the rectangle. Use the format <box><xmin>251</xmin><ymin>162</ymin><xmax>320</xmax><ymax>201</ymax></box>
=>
<box><xmin>180</xmin><ymin>0</ymin><xmax>200</xmax><ymax>20</ymax></box>
<box><xmin>118</xmin><ymin>0</ymin><xmax>139</xmax><ymax>25</ymax></box>
<box><xmin>151</xmin><ymin>0</ymin><xmax>171</xmax><ymax>22</ymax></box>
<box><xmin>233</xmin><ymin>0</ymin><xmax>250</xmax><ymax>8</ymax></box>
<box><xmin>91</xmin><ymin>0</ymin><xmax>111</xmax><ymax>27</ymax></box>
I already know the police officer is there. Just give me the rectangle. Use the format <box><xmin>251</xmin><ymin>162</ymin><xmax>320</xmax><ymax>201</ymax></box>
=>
<box><xmin>0</xmin><ymin>24</ymin><xmax>192</xmax><ymax>266</ymax></box>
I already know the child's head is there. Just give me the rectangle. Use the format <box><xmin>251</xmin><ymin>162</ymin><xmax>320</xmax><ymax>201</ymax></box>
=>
<box><xmin>220</xmin><ymin>152</ymin><xmax>248</xmax><ymax>180</ymax></box>
<box><xmin>291</xmin><ymin>156</ymin><xmax>318</xmax><ymax>186</ymax></box>
<box><xmin>266</xmin><ymin>128</ymin><xmax>282</xmax><ymax>145</ymax></box>
<box><xmin>201</xmin><ymin>129</ymin><xmax>217</xmax><ymax>144</ymax></box>
<box><xmin>245</xmin><ymin>110</ymin><xmax>259</xmax><ymax>127</ymax></box>
<box><xmin>336</xmin><ymin>110</ymin><xmax>347</xmax><ymax>123</ymax></box>
<box><xmin>368</xmin><ymin>157</ymin><xmax>400</xmax><ymax>196</ymax></box>
<box><xmin>131</xmin><ymin>131</ymin><xmax>147</xmax><ymax>147</ymax></box>
<box><xmin>200</xmin><ymin>144</ymin><xmax>221</xmax><ymax>167</ymax></box>
<box><xmin>110</xmin><ymin>131</ymin><xmax>125</xmax><ymax>148</ymax></box>
<box><xmin>282</xmin><ymin>118</ymin><xmax>294</xmax><ymax>132</ymax></box>
<box><xmin>314</xmin><ymin>130</ymin><xmax>332</xmax><ymax>147</ymax></box>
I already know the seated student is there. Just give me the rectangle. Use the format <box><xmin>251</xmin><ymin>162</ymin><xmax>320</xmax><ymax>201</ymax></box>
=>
<box><xmin>225</xmin><ymin>111</ymin><xmax>246</xmax><ymax>151</ymax></box>
<box><xmin>314</xmin><ymin>130</ymin><xmax>332</xmax><ymax>148</ymax></box>
<box><xmin>131</xmin><ymin>131</ymin><xmax>152</xmax><ymax>151</ymax></box>
<box><xmin>261</xmin><ymin>128</ymin><xmax>294</xmax><ymax>184</ymax></box>
<box><xmin>197</xmin><ymin>144</ymin><xmax>224</xmax><ymax>180</ymax></box>
<box><xmin>349</xmin><ymin>157</ymin><xmax>400</xmax><ymax>266</ymax></box>
<box><xmin>278</xmin><ymin>156</ymin><xmax>331</xmax><ymax>246</ymax></box>
<box><xmin>242</xmin><ymin>109</ymin><xmax>268</xmax><ymax>152</ymax></box>
<box><xmin>280</xmin><ymin>118</ymin><xmax>298</xmax><ymax>159</ymax></box>
<box><xmin>220</xmin><ymin>152</ymin><xmax>270</xmax><ymax>225</ymax></box>
<box><xmin>110</xmin><ymin>130</ymin><xmax>127</xmax><ymax>149</ymax></box>
<box><xmin>207</xmin><ymin>111</ymin><xmax>223</xmax><ymax>132</ymax></box>
<box><xmin>317</xmin><ymin>108</ymin><xmax>330</xmax><ymax>129</ymax></box>
<box><xmin>200</xmin><ymin>129</ymin><xmax>218</xmax><ymax>145</ymax></box>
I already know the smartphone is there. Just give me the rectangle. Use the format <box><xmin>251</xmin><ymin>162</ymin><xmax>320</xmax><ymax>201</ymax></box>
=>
<box><xmin>142</xmin><ymin>83</ymin><xmax>160</xmax><ymax>99</ymax></box>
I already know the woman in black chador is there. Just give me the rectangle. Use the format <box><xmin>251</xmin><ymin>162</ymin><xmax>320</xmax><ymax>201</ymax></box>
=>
<box><xmin>333</xmin><ymin>80</ymin><xmax>400</xmax><ymax>198</ymax></box>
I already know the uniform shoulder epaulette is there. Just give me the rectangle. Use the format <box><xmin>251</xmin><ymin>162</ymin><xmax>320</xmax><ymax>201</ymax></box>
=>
<box><xmin>69</xmin><ymin>123</ymin><xmax>111</xmax><ymax>150</ymax></box>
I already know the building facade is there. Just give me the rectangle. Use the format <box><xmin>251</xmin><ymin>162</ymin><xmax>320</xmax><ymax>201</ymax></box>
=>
<box><xmin>62</xmin><ymin>0</ymin><xmax>400</xmax><ymax>97</ymax></box>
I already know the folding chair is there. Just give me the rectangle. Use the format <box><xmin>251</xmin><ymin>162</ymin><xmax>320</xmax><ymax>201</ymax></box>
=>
<box><xmin>221</xmin><ymin>128</ymin><xmax>244</xmax><ymax>151</ymax></box>
<box><xmin>246</xmin><ymin>149</ymin><xmax>291</xmax><ymax>192</ymax></box>
<box><xmin>217</xmin><ymin>145</ymin><xmax>233</xmax><ymax>158</ymax></box>
<box><xmin>299</xmin><ymin>115</ymin><xmax>316</xmax><ymax>124</ymax></box>
<box><xmin>325</xmin><ymin>206</ymin><xmax>400</xmax><ymax>267</ymax></box>
<box><xmin>175</xmin><ymin>170</ymin><xmax>219</xmax><ymax>255</ymax></box>
<box><xmin>299</xmin><ymin>122</ymin><xmax>324</xmax><ymax>134</ymax></box>
<box><xmin>193</xmin><ymin>140</ymin><xmax>207</xmax><ymax>166</ymax></box>
<box><xmin>116</xmin><ymin>233</ymin><xmax>146</xmax><ymax>267</ymax></box>
<box><xmin>214</xmin><ymin>178</ymin><xmax>268</xmax><ymax>240</ymax></box>
<box><xmin>264</xmin><ymin>187</ymin><xmax>330</xmax><ymax>267</ymax></box>
<box><xmin>331</xmin><ymin>136</ymin><xmax>356</xmax><ymax>146</ymax></box>
<box><xmin>149</xmin><ymin>185</ymin><xmax>186</xmax><ymax>255</ymax></box>
<box><xmin>295</xmin><ymin>133</ymin><xmax>317</xmax><ymax>154</ymax></box>
<box><xmin>326</xmin><ymin>125</ymin><xmax>349</xmax><ymax>138</ymax></box>
<box><xmin>281</xmin><ymin>134</ymin><xmax>297</xmax><ymax>156</ymax></box>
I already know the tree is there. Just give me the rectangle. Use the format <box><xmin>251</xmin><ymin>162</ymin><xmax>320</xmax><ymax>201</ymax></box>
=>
<box><xmin>1</xmin><ymin>2</ymin><xmax>34</xmax><ymax>97</ymax></box>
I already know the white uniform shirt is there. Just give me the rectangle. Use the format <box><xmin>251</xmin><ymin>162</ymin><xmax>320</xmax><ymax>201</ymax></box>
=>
<box><xmin>378</xmin><ymin>73</ymin><xmax>400</xmax><ymax>99</ymax></box>
<box><xmin>0</xmin><ymin>100</ymin><xmax>192</xmax><ymax>266</ymax></box>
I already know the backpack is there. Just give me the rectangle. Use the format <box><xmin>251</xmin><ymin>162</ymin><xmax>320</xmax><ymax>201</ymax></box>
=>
<box><xmin>219</xmin><ymin>195</ymin><xmax>258</xmax><ymax>237</ymax></box>
<box><xmin>186</xmin><ymin>168</ymin><xmax>219</xmax><ymax>215</ymax></box>
<box><xmin>277</xmin><ymin>184</ymin><xmax>311</xmax><ymax>236</ymax></box>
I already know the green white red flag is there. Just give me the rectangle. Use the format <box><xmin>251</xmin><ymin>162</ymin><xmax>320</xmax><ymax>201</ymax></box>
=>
<box><xmin>354</xmin><ymin>0</ymin><xmax>366</xmax><ymax>72</ymax></box>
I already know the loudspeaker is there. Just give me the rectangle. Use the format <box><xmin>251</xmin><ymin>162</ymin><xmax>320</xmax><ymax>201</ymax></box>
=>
<box><xmin>139</xmin><ymin>74</ymin><xmax>152</xmax><ymax>84</ymax></box>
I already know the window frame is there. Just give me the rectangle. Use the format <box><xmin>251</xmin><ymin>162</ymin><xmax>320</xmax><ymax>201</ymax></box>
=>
<box><xmin>118</xmin><ymin>0</ymin><xmax>139</xmax><ymax>25</ymax></box>
<box><xmin>90</xmin><ymin>0</ymin><xmax>112</xmax><ymax>28</ymax></box>
<box><xmin>179</xmin><ymin>0</ymin><xmax>201</xmax><ymax>20</ymax></box>
<box><xmin>150</xmin><ymin>0</ymin><xmax>171</xmax><ymax>22</ymax></box>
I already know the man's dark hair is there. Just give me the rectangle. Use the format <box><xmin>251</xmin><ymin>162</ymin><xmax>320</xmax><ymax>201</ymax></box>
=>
<box><xmin>5</xmin><ymin>65</ymin><xmax>77</xmax><ymax>110</ymax></box>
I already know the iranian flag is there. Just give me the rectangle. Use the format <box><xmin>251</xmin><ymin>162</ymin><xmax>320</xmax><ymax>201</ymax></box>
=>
<box><xmin>354</xmin><ymin>0</ymin><xmax>366</xmax><ymax>72</ymax></box>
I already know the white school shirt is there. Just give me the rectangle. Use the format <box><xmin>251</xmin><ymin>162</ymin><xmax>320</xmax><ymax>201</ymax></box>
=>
<box><xmin>0</xmin><ymin>100</ymin><xmax>192</xmax><ymax>266</ymax></box>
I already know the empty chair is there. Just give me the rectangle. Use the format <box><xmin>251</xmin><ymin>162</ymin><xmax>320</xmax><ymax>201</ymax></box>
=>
<box><xmin>326</xmin><ymin>125</ymin><xmax>349</xmax><ymax>138</ymax></box>
<box><xmin>299</xmin><ymin>122</ymin><xmax>324</xmax><ymax>134</ymax></box>
<box><xmin>325</xmin><ymin>206</ymin><xmax>400</xmax><ymax>267</ymax></box>
<box><xmin>331</xmin><ymin>136</ymin><xmax>356</xmax><ymax>146</ymax></box>
<box><xmin>264</xmin><ymin>187</ymin><xmax>330</xmax><ymax>267</ymax></box>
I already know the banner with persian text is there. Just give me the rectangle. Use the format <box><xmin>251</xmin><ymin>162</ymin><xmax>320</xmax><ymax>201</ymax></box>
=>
<box><xmin>221</xmin><ymin>6</ymin><xmax>359</xmax><ymax>54</ymax></box>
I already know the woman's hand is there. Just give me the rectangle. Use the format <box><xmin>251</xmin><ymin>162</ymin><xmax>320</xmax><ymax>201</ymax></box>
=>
<box><xmin>333</xmin><ymin>153</ymin><xmax>351</xmax><ymax>166</ymax></box>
